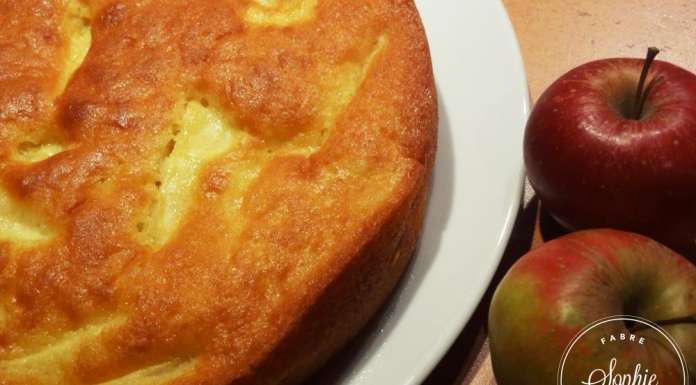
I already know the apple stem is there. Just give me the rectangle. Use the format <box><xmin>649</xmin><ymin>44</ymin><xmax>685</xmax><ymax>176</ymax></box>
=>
<box><xmin>629</xmin><ymin>314</ymin><xmax>696</xmax><ymax>332</ymax></box>
<box><xmin>631</xmin><ymin>47</ymin><xmax>660</xmax><ymax>119</ymax></box>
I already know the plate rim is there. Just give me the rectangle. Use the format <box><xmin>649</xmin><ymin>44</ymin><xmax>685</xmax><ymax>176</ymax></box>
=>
<box><xmin>411</xmin><ymin>2</ymin><xmax>530</xmax><ymax>381</ymax></box>
<box><xmin>376</xmin><ymin>1</ymin><xmax>530</xmax><ymax>383</ymax></box>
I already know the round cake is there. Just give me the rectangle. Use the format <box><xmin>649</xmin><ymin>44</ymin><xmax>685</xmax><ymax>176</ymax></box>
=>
<box><xmin>0</xmin><ymin>0</ymin><xmax>437</xmax><ymax>384</ymax></box>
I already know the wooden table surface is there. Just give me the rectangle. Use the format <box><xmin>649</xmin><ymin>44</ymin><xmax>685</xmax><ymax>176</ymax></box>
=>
<box><xmin>424</xmin><ymin>1</ymin><xmax>696</xmax><ymax>384</ymax></box>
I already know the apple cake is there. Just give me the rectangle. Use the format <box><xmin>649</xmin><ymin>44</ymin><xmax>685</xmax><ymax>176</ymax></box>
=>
<box><xmin>0</xmin><ymin>0</ymin><xmax>436</xmax><ymax>384</ymax></box>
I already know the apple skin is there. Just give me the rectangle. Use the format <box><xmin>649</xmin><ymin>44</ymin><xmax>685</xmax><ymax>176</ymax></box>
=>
<box><xmin>489</xmin><ymin>229</ymin><xmax>696</xmax><ymax>385</ymax></box>
<box><xmin>524</xmin><ymin>58</ymin><xmax>696</xmax><ymax>255</ymax></box>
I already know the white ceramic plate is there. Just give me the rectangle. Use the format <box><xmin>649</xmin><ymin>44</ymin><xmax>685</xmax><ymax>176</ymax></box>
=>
<box><xmin>318</xmin><ymin>1</ymin><xmax>530</xmax><ymax>384</ymax></box>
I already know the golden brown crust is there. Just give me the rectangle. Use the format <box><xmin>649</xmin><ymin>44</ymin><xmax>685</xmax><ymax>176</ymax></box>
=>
<box><xmin>237</xmin><ymin>167</ymin><xmax>431</xmax><ymax>385</ymax></box>
<box><xmin>0</xmin><ymin>1</ymin><xmax>436</xmax><ymax>384</ymax></box>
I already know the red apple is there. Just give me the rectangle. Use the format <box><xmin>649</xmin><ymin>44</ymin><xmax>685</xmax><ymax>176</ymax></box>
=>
<box><xmin>525</xmin><ymin>48</ymin><xmax>696</xmax><ymax>255</ymax></box>
<box><xmin>489</xmin><ymin>229</ymin><xmax>696</xmax><ymax>385</ymax></box>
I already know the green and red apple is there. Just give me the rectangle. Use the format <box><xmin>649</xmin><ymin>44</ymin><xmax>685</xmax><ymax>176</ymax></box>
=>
<box><xmin>489</xmin><ymin>229</ymin><xmax>696</xmax><ymax>385</ymax></box>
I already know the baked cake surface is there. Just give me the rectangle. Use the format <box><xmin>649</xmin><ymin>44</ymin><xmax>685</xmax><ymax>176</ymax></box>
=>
<box><xmin>0</xmin><ymin>0</ymin><xmax>437</xmax><ymax>384</ymax></box>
